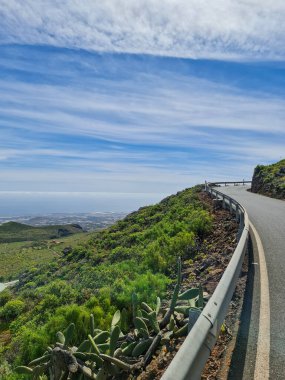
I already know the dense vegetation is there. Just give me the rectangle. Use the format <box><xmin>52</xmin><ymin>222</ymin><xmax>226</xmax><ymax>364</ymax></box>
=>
<box><xmin>0</xmin><ymin>222</ymin><xmax>84</xmax><ymax>244</ymax></box>
<box><xmin>251</xmin><ymin>159</ymin><xmax>285</xmax><ymax>199</ymax></box>
<box><xmin>15</xmin><ymin>258</ymin><xmax>205</xmax><ymax>380</ymax></box>
<box><xmin>0</xmin><ymin>186</ymin><xmax>213</xmax><ymax>379</ymax></box>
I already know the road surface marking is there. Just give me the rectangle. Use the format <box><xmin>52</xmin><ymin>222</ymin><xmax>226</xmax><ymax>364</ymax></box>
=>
<box><xmin>250</xmin><ymin>222</ymin><xmax>270</xmax><ymax>380</ymax></box>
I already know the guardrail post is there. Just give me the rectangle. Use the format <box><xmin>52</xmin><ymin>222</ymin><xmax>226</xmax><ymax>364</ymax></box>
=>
<box><xmin>237</xmin><ymin>211</ymin><xmax>244</xmax><ymax>240</ymax></box>
<box><xmin>236</xmin><ymin>208</ymin><xmax>240</xmax><ymax>223</ymax></box>
<box><xmin>240</xmin><ymin>211</ymin><xmax>244</xmax><ymax>228</ymax></box>
<box><xmin>229</xmin><ymin>199</ymin><xmax>232</xmax><ymax>214</ymax></box>
<box><xmin>222</xmin><ymin>195</ymin><xmax>226</xmax><ymax>209</ymax></box>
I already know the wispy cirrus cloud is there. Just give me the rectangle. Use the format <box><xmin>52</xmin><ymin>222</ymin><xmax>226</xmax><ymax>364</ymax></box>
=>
<box><xmin>0</xmin><ymin>44</ymin><xmax>284</xmax><ymax>201</ymax></box>
<box><xmin>1</xmin><ymin>72</ymin><xmax>285</xmax><ymax>144</ymax></box>
<box><xmin>1</xmin><ymin>55</ymin><xmax>284</xmax><ymax>192</ymax></box>
<box><xmin>0</xmin><ymin>0</ymin><xmax>285</xmax><ymax>60</ymax></box>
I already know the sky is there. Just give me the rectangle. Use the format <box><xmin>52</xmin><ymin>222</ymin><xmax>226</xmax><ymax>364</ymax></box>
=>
<box><xmin>0</xmin><ymin>1</ymin><xmax>285</xmax><ymax>214</ymax></box>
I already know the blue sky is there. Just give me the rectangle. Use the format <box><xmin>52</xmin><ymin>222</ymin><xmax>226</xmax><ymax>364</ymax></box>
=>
<box><xmin>0</xmin><ymin>1</ymin><xmax>284</xmax><ymax>212</ymax></box>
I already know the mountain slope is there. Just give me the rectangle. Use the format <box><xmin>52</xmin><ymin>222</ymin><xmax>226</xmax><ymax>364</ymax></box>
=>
<box><xmin>0</xmin><ymin>185</ymin><xmax>215</xmax><ymax>374</ymax></box>
<box><xmin>251</xmin><ymin>159</ymin><xmax>285</xmax><ymax>199</ymax></box>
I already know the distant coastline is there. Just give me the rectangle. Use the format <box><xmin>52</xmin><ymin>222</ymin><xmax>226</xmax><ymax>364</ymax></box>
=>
<box><xmin>0</xmin><ymin>212</ymin><xmax>127</xmax><ymax>232</ymax></box>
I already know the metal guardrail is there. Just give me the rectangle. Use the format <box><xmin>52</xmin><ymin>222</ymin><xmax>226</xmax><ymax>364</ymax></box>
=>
<box><xmin>208</xmin><ymin>180</ymin><xmax>251</xmax><ymax>187</ymax></box>
<box><xmin>162</xmin><ymin>181</ymin><xmax>250</xmax><ymax>380</ymax></box>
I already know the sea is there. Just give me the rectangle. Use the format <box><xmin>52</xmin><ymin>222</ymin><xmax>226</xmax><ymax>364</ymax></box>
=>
<box><xmin>0</xmin><ymin>192</ymin><xmax>166</xmax><ymax>217</ymax></box>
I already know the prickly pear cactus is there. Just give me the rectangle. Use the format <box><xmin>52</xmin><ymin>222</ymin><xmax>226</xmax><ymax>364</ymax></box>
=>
<box><xmin>17</xmin><ymin>258</ymin><xmax>207</xmax><ymax>379</ymax></box>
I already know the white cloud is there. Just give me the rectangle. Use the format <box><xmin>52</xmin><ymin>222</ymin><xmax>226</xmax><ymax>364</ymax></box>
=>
<box><xmin>1</xmin><ymin>73</ymin><xmax>285</xmax><ymax>147</ymax></box>
<box><xmin>0</xmin><ymin>158</ymin><xmax>255</xmax><ymax>194</ymax></box>
<box><xmin>0</xmin><ymin>0</ymin><xmax>285</xmax><ymax>60</ymax></box>
<box><xmin>0</xmin><ymin>49</ymin><xmax>284</xmax><ymax>194</ymax></box>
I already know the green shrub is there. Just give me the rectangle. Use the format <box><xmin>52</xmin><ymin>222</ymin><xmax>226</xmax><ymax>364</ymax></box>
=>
<box><xmin>13</xmin><ymin>326</ymin><xmax>49</xmax><ymax>365</ymax></box>
<box><xmin>113</xmin><ymin>271</ymin><xmax>170</xmax><ymax>308</ymax></box>
<box><xmin>0</xmin><ymin>289</ymin><xmax>12</xmax><ymax>307</ymax></box>
<box><xmin>0</xmin><ymin>299</ymin><xmax>25</xmax><ymax>321</ymax></box>
<box><xmin>0</xmin><ymin>358</ymin><xmax>21</xmax><ymax>380</ymax></box>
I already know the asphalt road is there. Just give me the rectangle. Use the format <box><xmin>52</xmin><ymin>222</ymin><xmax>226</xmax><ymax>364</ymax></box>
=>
<box><xmin>216</xmin><ymin>186</ymin><xmax>285</xmax><ymax>380</ymax></box>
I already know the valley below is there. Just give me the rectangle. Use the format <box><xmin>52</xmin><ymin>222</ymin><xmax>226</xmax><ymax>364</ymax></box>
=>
<box><xmin>0</xmin><ymin>212</ymin><xmax>126</xmax><ymax>282</ymax></box>
<box><xmin>0</xmin><ymin>212</ymin><xmax>126</xmax><ymax>233</ymax></box>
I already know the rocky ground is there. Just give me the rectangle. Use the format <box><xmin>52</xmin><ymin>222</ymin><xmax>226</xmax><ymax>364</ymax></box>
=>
<box><xmin>133</xmin><ymin>191</ymin><xmax>247</xmax><ymax>380</ymax></box>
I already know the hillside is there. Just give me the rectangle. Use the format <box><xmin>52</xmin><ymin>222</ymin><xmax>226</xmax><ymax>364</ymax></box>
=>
<box><xmin>0</xmin><ymin>222</ymin><xmax>84</xmax><ymax>243</ymax></box>
<box><xmin>0</xmin><ymin>232</ymin><xmax>92</xmax><ymax>282</ymax></box>
<box><xmin>251</xmin><ymin>159</ymin><xmax>285</xmax><ymax>199</ymax></box>
<box><xmin>0</xmin><ymin>186</ymin><xmax>238</xmax><ymax>379</ymax></box>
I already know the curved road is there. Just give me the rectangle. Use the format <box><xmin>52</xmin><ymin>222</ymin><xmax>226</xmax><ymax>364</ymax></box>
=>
<box><xmin>216</xmin><ymin>186</ymin><xmax>285</xmax><ymax>379</ymax></box>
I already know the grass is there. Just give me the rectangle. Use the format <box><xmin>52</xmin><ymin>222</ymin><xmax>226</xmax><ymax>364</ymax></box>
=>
<box><xmin>0</xmin><ymin>233</ymin><xmax>91</xmax><ymax>282</ymax></box>
<box><xmin>0</xmin><ymin>222</ymin><xmax>84</xmax><ymax>243</ymax></box>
